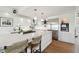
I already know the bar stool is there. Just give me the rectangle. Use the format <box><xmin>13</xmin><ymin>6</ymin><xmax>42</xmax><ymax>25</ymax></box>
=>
<box><xmin>30</xmin><ymin>35</ymin><xmax>42</xmax><ymax>53</ymax></box>
<box><xmin>4</xmin><ymin>40</ymin><xmax>28</xmax><ymax>53</ymax></box>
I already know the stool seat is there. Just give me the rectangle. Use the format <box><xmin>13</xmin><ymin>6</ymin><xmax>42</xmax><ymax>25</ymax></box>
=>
<box><xmin>4</xmin><ymin>40</ymin><xmax>28</xmax><ymax>53</ymax></box>
<box><xmin>31</xmin><ymin>35</ymin><xmax>42</xmax><ymax>53</ymax></box>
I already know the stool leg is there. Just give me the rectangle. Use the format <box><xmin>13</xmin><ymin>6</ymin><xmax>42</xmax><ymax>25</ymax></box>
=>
<box><xmin>25</xmin><ymin>47</ymin><xmax>27</xmax><ymax>53</ymax></box>
<box><xmin>31</xmin><ymin>45</ymin><xmax>32</xmax><ymax>53</ymax></box>
<box><xmin>4</xmin><ymin>46</ymin><xmax>7</xmax><ymax>49</ymax></box>
<box><xmin>39</xmin><ymin>41</ymin><xmax>41</xmax><ymax>53</ymax></box>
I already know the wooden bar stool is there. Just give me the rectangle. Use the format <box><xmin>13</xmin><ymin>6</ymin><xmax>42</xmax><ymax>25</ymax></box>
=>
<box><xmin>4</xmin><ymin>40</ymin><xmax>28</xmax><ymax>53</ymax></box>
<box><xmin>30</xmin><ymin>35</ymin><xmax>42</xmax><ymax>53</ymax></box>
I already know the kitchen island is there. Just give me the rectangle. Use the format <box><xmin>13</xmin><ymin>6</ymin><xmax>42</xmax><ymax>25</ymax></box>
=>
<box><xmin>0</xmin><ymin>30</ymin><xmax>52</xmax><ymax>53</ymax></box>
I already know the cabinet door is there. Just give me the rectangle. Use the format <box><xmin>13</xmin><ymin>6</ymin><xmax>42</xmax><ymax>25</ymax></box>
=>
<box><xmin>59</xmin><ymin>31</ymin><xmax>75</xmax><ymax>43</ymax></box>
<box><xmin>41</xmin><ymin>31</ymin><xmax>52</xmax><ymax>51</ymax></box>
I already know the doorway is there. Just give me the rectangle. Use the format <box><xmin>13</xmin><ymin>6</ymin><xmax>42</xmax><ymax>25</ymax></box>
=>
<box><xmin>74</xmin><ymin>16</ymin><xmax>79</xmax><ymax>52</ymax></box>
<box><xmin>48</xmin><ymin>18</ymin><xmax>59</xmax><ymax>41</ymax></box>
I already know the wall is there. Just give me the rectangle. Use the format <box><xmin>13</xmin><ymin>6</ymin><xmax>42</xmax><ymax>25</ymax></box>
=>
<box><xmin>58</xmin><ymin>12</ymin><xmax>75</xmax><ymax>43</ymax></box>
<box><xmin>0</xmin><ymin>12</ymin><xmax>32</xmax><ymax>34</ymax></box>
<box><xmin>48</xmin><ymin>12</ymin><xmax>75</xmax><ymax>44</ymax></box>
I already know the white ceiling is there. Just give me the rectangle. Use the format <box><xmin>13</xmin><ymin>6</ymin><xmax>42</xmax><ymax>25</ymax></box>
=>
<box><xmin>0</xmin><ymin>6</ymin><xmax>76</xmax><ymax>19</ymax></box>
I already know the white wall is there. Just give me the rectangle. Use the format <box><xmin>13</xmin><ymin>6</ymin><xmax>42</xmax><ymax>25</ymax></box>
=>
<box><xmin>0</xmin><ymin>12</ymin><xmax>32</xmax><ymax>35</ymax></box>
<box><xmin>58</xmin><ymin>12</ymin><xmax>75</xmax><ymax>43</ymax></box>
<box><xmin>48</xmin><ymin>12</ymin><xmax>75</xmax><ymax>44</ymax></box>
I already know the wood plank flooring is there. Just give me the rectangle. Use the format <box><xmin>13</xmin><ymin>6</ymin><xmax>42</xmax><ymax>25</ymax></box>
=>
<box><xmin>43</xmin><ymin>40</ymin><xmax>75</xmax><ymax>53</ymax></box>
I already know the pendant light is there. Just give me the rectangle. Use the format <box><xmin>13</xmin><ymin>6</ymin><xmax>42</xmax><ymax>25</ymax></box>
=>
<box><xmin>41</xmin><ymin>12</ymin><xmax>48</xmax><ymax>24</ymax></box>
<box><xmin>31</xmin><ymin>8</ymin><xmax>38</xmax><ymax>27</ymax></box>
<box><xmin>33</xmin><ymin>9</ymin><xmax>38</xmax><ymax>20</ymax></box>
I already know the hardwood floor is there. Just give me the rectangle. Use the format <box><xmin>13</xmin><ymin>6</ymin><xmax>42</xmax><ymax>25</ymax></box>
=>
<box><xmin>43</xmin><ymin>40</ymin><xmax>75</xmax><ymax>53</ymax></box>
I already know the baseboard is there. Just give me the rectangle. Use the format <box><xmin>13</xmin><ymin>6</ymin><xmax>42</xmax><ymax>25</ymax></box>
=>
<box><xmin>58</xmin><ymin>40</ymin><xmax>74</xmax><ymax>45</ymax></box>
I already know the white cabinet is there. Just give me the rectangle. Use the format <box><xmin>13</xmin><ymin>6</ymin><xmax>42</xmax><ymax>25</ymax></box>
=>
<box><xmin>0</xmin><ymin>31</ymin><xmax>52</xmax><ymax>52</ymax></box>
<box><xmin>41</xmin><ymin>31</ymin><xmax>52</xmax><ymax>51</ymax></box>
<box><xmin>59</xmin><ymin>32</ymin><xmax>75</xmax><ymax>43</ymax></box>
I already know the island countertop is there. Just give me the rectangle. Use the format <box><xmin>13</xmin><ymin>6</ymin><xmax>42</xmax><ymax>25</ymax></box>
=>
<box><xmin>0</xmin><ymin>30</ymin><xmax>52</xmax><ymax>52</ymax></box>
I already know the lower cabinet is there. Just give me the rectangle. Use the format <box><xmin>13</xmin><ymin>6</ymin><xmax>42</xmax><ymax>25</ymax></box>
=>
<box><xmin>59</xmin><ymin>32</ymin><xmax>75</xmax><ymax>44</ymax></box>
<box><xmin>41</xmin><ymin>31</ymin><xmax>52</xmax><ymax>51</ymax></box>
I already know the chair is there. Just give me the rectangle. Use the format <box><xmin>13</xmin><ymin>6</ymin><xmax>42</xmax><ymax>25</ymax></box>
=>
<box><xmin>30</xmin><ymin>35</ymin><xmax>42</xmax><ymax>53</ymax></box>
<box><xmin>4</xmin><ymin>40</ymin><xmax>28</xmax><ymax>53</ymax></box>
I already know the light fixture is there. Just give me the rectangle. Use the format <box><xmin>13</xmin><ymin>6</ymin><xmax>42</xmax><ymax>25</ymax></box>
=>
<box><xmin>34</xmin><ymin>9</ymin><xmax>37</xmax><ymax>11</ymax></box>
<box><xmin>32</xmin><ymin>9</ymin><xmax>38</xmax><ymax>25</ymax></box>
<box><xmin>33</xmin><ymin>9</ymin><xmax>38</xmax><ymax>20</ymax></box>
<box><xmin>34</xmin><ymin>17</ymin><xmax>37</xmax><ymax>20</ymax></box>
<box><xmin>41</xmin><ymin>12</ymin><xmax>44</xmax><ymax>21</ymax></box>
<box><xmin>41</xmin><ymin>19</ymin><xmax>44</xmax><ymax>21</ymax></box>
<box><xmin>12</xmin><ymin>8</ymin><xmax>18</xmax><ymax>14</ymax></box>
<box><xmin>41</xmin><ymin>12</ymin><xmax>48</xmax><ymax>24</ymax></box>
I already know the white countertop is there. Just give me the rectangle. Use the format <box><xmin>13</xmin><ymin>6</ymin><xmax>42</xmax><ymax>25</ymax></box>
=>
<box><xmin>0</xmin><ymin>30</ymin><xmax>43</xmax><ymax>47</ymax></box>
<box><xmin>0</xmin><ymin>30</ymin><xmax>52</xmax><ymax>53</ymax></box>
